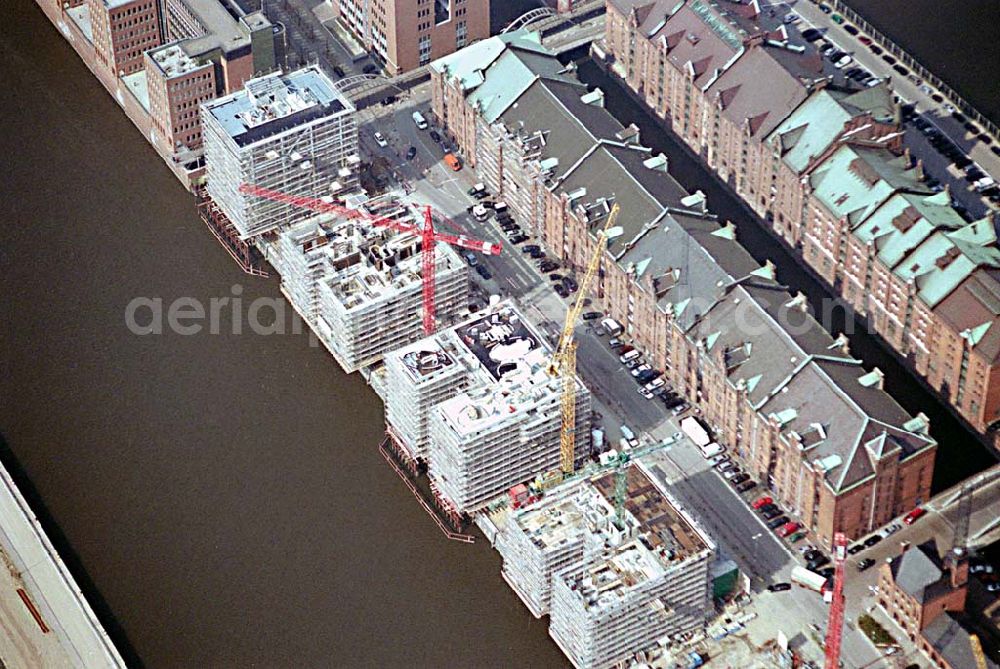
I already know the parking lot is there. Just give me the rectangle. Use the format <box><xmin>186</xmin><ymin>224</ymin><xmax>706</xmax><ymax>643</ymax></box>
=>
<box><xmin>788</xmin><ymin>0</ymin><xmax>999</xmax><ymax>216</ymax></box>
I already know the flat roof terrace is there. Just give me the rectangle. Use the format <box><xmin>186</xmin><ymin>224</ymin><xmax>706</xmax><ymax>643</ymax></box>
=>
<box><xmin>453</xmin><ymin>307</ymin><xmax>545</xmax><ymax>382</ymax></box>
<box><xmin>204</xmin><ymin>67</ymin><xmax>347</xmax><ymax>147</ymax></box>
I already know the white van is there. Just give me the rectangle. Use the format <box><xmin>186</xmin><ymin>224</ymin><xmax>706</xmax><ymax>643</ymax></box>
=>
<box><xmin>601</xmin><ymin>317</ymin><xmax>623</xmax><ymax>336</ymax></box>
<box><xmin>699</xmin><ymin>443</ymin><xmax>723</xmax><ymax>459</ymax></box>
<box><xmin>620</xmin><ymin>349</ymin><xmax>641</xmax><ymax>364</ymax></box>
<box><xmin>412</xmin><ymin>111</ymin><xmax>428</xmax><ymax>130</ymax></box>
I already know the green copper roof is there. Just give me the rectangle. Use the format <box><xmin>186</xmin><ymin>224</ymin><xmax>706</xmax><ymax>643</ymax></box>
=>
<box><xmin>690</xmin><ymin>0</ymin><xmax>744</xmax><ymax>49</ymax></box>
<box><xmin>809</xmin><ymin>145</ymin><xmax>922</xmax><ymax>223</ymax></box>
<box><xmin>853</xmin><ymin>191</ymin><xmax>966</xmax><ymax>269</ymax></box>
<box><xmin>963</xmin><ymin>321</ymin><xmax>993</xmax><ymax>346</ymax></box>
<box><xmin>430</xmin><ymin>30</ymin><xmax>548</xmax><ymax>93</ymax></box>
<box><xmin>768</xmin><ymin>90</ymin><xmax>852</xmax><ymax>173</ymax></box>
<box><xmin>892</xmin><ymin>220</ymin><xmax>1000</xmax><ymax>308</ymax></box>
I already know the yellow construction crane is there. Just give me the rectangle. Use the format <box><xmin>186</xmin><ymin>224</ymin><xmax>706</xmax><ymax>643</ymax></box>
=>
<box><xmin>548</xmin><ymin>202</ymin><xmax>620</xmax><ymax>475</ymax></box>
<box><xmin>971</xmin><ymin>633</ymin><xmax>988</xmax><ymax>669</ymax></box>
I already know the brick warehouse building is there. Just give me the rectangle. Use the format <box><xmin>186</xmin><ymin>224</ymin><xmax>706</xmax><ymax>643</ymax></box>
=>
<box><xmin>430</xmin><ymin>33</ymin><xmax>937</xmax><ymax>546</ymax></box>
<box><xmin>34</xmin><ymin>0</ymin><xmax>280</xmax><ymax>187</ymax></box>
<box><xmin>875</xmin><ymin>541</ymin><xmax>998</xmax><ymax>669</ymax></box>
<box><xmin>332</xmin><ymin>0</ymin><xmax>490</xmax><ymax>75</ymax></box>
<box><xmin>602</xmin><ymin>0</ymin><xmax>1000</xmax><ymax>436</ymax></box>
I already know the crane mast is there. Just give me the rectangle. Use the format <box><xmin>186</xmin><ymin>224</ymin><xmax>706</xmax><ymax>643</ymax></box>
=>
<box><xmin>824</xmin><ymin>532</ymin><xmax>848</xmax><ymax>669</ymax></box>
<box><xmin>237</xmin><ymin>184</ymin><xmax>501</xmax><ymax>335</ymax></box>
<box><xmin>549</xmin><ymin>203</ymin><xmax>620</xmax><ymax>475</ymax></box>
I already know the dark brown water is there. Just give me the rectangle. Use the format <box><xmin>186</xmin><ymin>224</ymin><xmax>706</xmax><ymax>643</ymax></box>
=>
<box><xmin>844</xmin><ymin>0</ymin><xmax>1000</xmax><ymax>124</ymax></box>
<box><xmin>0</xmin><ymin>2</ymin><xmax>565</xmax><ymax>667</ymax></box>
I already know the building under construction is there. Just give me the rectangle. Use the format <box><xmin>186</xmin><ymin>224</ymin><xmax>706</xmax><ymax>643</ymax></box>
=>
<box><xmin>393</xmin><ymin>304</ymin><xmax>591</xmax><ymax>513</ymax></box>
<box><xmin>201</xmin><ymin>65</ymin><xmax>359</xmax><ymax>240</ymax></box>
<box><xmin>499</xmin><ymin>464</ymin><xmax>714</xmax><ymax>669</ymax></box>
<box><xmin>270</xmin><ymin>194</ymin><xmax>469</xmax><ymax>373</ymax></box>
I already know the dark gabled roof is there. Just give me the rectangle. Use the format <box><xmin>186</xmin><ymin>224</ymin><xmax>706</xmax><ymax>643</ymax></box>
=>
<box><xmin>889</xmin><ymin>540</ymin><xmax>945</xmax><ymax>602</ymax></box>
<box><xmin>922</xmin><ymin>613</ymin><xmax>1000</xmax><ymax>669</ymax></box>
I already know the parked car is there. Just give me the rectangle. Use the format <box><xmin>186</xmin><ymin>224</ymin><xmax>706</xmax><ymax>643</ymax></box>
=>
<box><xmin>763</xmin><ymin>508</ymin><xmax>782</xmax><ymax>521</ymax></box>
<box><xmin>636</xmin><ymin>370</ymin><xmax>659</xmax><ymax>385</ymax></box>
<box><xmin>816</xmin><ymin>567</ymin><xmax>836</xmax><ymax>579</ymax></box>
<box><xmin>467</xmin><ymin>182</ymin><xmax>487</xmax><ymax>197</ymax></box>
<box><xmin>509</xmin><ymin>234</ymin><xmax>528</xmax><ymax>244</ymax></box>
<box><xmin>631</xmin><ymin>363</ymin><xmax>651</xmax><ymax>378</ymax></box>
<box><xmin>777</xmin><ymin>522</ymin><xmax>800</xmax><ymax>538</ymax></box>
<box><xmin>362</xmin><ymin>63</ymin><xmax>378</xmax><ymax>74</ymax></box>
<box><xmin>801</xmin><ymin>28</ymin><xmax>822</xmax><ymax>42</ymax></box>
<box><xmin>804</xmin><ymin>549</ymin><xmax>824</xmax><ymax>562</ymax></box>
<box><xmin>429</xmin><ymin>130</ymin><xmax>442</xmax><ymax>143</ymax></box>
<box><xmin>475</xmin><ymin>264</ymin><xmax>492</xmax><ymax>280</ymax></box>
<box><xmin>768</xmin><ymin>582</ymin><xmax>792</xmax><ymax>592</ymax></box>
<box><xmin>333</xmin><ymin>65</ymin><xmax>346</xmax><ymax>78</ymax></box>
<box><xmin>787</xmin><ymin>531</ymin><xmax>805</xmax><ymax>543</ymax></box>
<box><xmin>373</xmin><ymin>131</ymin><xmax>388</xmax><ymax>148</ymax></box>
<box><xmin>609</xmin><ymin>338</ymin><xmax>624</xmax><ymax>350</ymax></box>
<box><xmin>583</xmin><ymin>311</ymin><xmax>603</xmax><ymax>320</ymax></box>
<box><xmin>857</xmin><ymin>558</ymin><xmax>876</xmax><ymax>572</ymax></box>
<box><xmin>903</xmin><ymin>507</ymin><xmax>926</xmax><ymax>525</ymax></box>
<box><xmin>730</xmin><ymin>474</ymin><xmax>750</xmax><ymax>486</ymax></box>
<box><xmin>563</xmin><ymin>277</ymin><xmax>578</xmax><ymax>292</ymax></box>
<box><xmin>807</xmin><ymin>555</ymin><xmax>831</xmax><ymax>571</ymax></box>
<box><xmin>471</xmin><ymin>204</ymin><xmax>490</xmax><ymax>221</ymax></box>
<box><xmin>539</xmin><ymin>261</ymin><xmax>559</xmax><ymax>273</ymax></box>
<box><xmin>848</xmin><ymin>543</ymin><xmax>865</xmax><ymax>555</ymax></box>
<box><xmin>753</xmin><ymin>496</ymin><xmax>773</xmax><ymax>509</ymax></box>
<box><xmin>554</xmin><ymin>284</ymin><xmax>569</xmax><ymax>298</ymax></box>
<box><xmin>767</xmin><ymin>515</ymin><xmax>789</xmax><ymax>529</ymax></box>
<box><xmin>884</xmin><ymin>522</ymin><xmax>902</xmax><ymax>536</ymax></box>
<box><xmin>864</xmin><ymin>533</ymin><xmax>883</xmax><ymax>547</ymax></box>
<box><xmin>643</xmin><ymin>377</ymin><xmax>666</xmax><ymax>392</ymax></box>
<box><xmin>671</xmin><ymin>402</ymin><xmax>690</xmax><ymax>415</ymax></box>
<box><xmin>522</xmin><ymin>245</ymin><xmax>540</xmax><ymax>254</ymax></box>
<box><xmin>405</xmin><ymin>146</ymin><xmax>417</xmax><ymax>160</ymax></box>
<box><xmin>715</xmin><ymin>460</ymin><xmax>736</xmax><ymax>472</ymax></box>
<box><xmin>736</xmin><ymin>480</ymin><xmax>757</xmax><ymax>493</ymax></box>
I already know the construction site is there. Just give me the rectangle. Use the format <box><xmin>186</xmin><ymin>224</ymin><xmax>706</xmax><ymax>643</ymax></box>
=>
<box><xmin>187</xmin><ymin>57</ymin><xmax>905</xmax><ymax>669</ymax></box>
<box><xmin>266</xmin><ymin>193</ymin><xmax>471</xmax><ymax>372</ymax></box>
<box><xmin>496</xmin><ymin>463</ymin><xmax>716</xmax><ymax>669</ymax></box>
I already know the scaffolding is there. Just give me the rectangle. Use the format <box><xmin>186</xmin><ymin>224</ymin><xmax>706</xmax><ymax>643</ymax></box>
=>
<box><xmin>195</xmin><ymin>186</ymin><xmax>269</xmax><ymax>276</ymax></box>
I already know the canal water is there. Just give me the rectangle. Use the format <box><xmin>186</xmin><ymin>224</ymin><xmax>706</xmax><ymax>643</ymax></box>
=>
<box><xmin>0</xmin><ymin>2</ymin><xmax>566</xmax><ymax>667</ymax></box>
<box><xmin>575</xmin><ymin>58</ymin><xmax>997</xmax><ymax>491</ymax></box>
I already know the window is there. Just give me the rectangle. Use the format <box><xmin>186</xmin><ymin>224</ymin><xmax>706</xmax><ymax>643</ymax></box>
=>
<box><xmin>418</xmin><ymin>35</ymin><xmax>432</xmax><ymax>65</ymax></box>
<box><xmin>455</xmin><ymin>20</ymin><xmax>467</xmax><ymax>48</ymax></box>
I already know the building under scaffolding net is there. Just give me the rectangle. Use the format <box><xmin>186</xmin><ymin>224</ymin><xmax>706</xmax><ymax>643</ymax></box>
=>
<box><xmin>499</xmin><ymin>464</ymin><xmax>715</xmax><ymax>669</ymax></box>
<box><xmin>388</xmin><ymin>303</ymin><xmax>591</xmax><ymax>513</ymax></box>
<box><xmin>201</xmin><ymin>65</ymin><xmax>359</xmax><ymax>240</ymax></box>
<box><xmin>269</xmin><ymin>193</ymin><xmax>469</xmax><ymax>373</ymax></box>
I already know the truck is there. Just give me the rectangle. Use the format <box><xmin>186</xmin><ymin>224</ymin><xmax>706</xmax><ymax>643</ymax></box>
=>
<box><xmin>791</xmin><ymin>565</ymin><xmax>828</xmax><ymax>593</ymax></box>
<box><xmin>411</xmin><ymin>110</ymin><xmax>428</xmax><ymax>129</ymax></box>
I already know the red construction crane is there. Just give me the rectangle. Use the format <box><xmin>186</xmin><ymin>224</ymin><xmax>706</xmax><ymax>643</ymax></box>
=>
<box><xmin>824</xmin><ymin>532</ymin><xmax>848</xmax><ymax>669</ymax></box>
<box><xmin>238</xmin><ymin>183</ymin><xmax>502</xmax><ymax>334</ymax></box>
